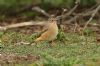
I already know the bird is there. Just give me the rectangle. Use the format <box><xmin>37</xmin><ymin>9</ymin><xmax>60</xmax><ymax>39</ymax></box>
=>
<box><xmin>34</xmin><ymin>16</ymin><xmax>59</xmax><ymax>46</ymax></box>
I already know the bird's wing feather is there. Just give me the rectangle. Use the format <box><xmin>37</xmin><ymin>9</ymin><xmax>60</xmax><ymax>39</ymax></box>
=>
<box><xmin>41</xmin><ymin>23</ymin><xmax>49</xmax><ymax>33</ymax></box>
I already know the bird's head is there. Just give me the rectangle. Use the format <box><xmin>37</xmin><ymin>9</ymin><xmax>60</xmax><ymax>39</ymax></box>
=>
<box><xmin>48</xmin><ymin>15</ymin><xmax>58</xmax><ymax>24</ymax></box>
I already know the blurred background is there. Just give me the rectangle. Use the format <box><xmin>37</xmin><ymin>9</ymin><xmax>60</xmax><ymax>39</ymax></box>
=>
<box><xmin>0</xmin><ymin>0</ymin><xmax>98</xmax><ymax>21</ymax></box>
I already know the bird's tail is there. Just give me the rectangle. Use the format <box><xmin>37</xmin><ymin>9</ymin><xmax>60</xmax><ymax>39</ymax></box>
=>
<box><xmin>34</xmin><ymin>37</ymin><xmax>42</xmax><ymax>42</ymax></box>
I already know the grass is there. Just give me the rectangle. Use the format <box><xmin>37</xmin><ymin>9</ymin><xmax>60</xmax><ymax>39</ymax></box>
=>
<box><xmin>0</xmin><ymin>31</ymin><xmax>100</xmax><ymax>66</ymax></box>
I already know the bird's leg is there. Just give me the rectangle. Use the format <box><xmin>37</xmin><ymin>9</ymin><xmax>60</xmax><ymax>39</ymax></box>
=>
<box><xmin>49</xmin><ymin>40</ymin><xmax>55</xmax><ymax>47</ymax></box>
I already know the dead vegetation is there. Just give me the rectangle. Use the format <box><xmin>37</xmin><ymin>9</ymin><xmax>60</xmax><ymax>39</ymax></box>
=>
<box><xmin>0</xmin><ymin>0</ymin><xmax>100</xmax><ymax>35</ymax></box>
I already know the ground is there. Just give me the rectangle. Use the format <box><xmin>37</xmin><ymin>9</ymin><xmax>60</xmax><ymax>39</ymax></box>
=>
<box><xmin>0</xmin><ymin>31</ymin><xmax>100</xmax><ymax>66</ymax></box>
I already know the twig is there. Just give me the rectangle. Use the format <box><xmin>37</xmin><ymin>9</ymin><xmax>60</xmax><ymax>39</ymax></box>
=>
<box><xmin>73</xmin><ymin>15</ymin><xmax>79</xmax><ymax>33</ymax></box>
<box><xmin>62</xmin><ymin>0</ymin><xmax>80</xmax><ymax>19</ymax></box>
<box><xmin>56</xmin><ymin>0</ymin><xmax>80</xmax><ymax>29</ymax></box>
<box><xmin>65</xmin><ymin>4</ymin><xmax>100</xmax><ymax>27</ymax></box>
<box><xmin>83</xmin><ymin>5</ymin><xmax>100</xmax><ymax>30</ymax></box>
<box><xmin>62</xmin><ymin>15</ymin><xmax>79</xmax><ymax>25</ymax></box>
<box><xmin>0</xmin><ymin>21</ymin><xmax>46</xmax><ymax>31</ymax></box>
<box><xmin>72</xmin><ymin>10</ymin><xmax>93</xmax><ymax>17</ymax></box>
<box><xmin>84</xmin><ymin>4</ymin><xmax>98</xmax><ymax>12</ymax></box>
<box><xmin>72</xmin><ymin>4</ymin><xmax>98</xmax><ymax>17</ymax></box>
<box><xmin>32</xmin><ymin>7</ymin><xmax>50</xmax><ymax>17</ymax></box>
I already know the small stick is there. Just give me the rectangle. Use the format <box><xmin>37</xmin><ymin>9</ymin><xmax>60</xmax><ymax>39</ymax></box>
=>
<box><xmin>62</xmin><ymin>0</ymin><xmax>80</xmax><ymax>19</ymax></box>
<box><xmin>62</xmin><ymin>15</ymin><xmax>79</xmax><ymax>24</ymax></box>
<box><xmin>32</xmin><ymin>7</ymin><xmax>50</xmax><ymax>17</ymax></box>
<box><xmin>72</xmin><ymin>10</ymin><xmax>93</xmax><ymax>17</ymax></box>
<box><xmin>83</xmin><ymin>5</ymin><xmax>100</xmax><ymax>30</ymax></box>
<box><xmin>0</xmin><ymin>21</ymin><xmax>46</xmax><ymax>31</ymax></box>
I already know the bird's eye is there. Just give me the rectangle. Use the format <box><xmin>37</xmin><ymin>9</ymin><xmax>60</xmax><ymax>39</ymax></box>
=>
<box><xmin>49</xmin><ymin>20</ymin><xmax>53</xmax><ymax>23</ymax></box>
